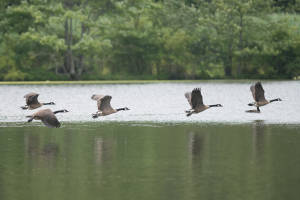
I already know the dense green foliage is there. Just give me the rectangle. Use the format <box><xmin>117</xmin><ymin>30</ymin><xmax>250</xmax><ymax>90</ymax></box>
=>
<box><xmin>0</xmin><ymin>0</ymin><xmax>299</xmax><ymax>80</ymax></box>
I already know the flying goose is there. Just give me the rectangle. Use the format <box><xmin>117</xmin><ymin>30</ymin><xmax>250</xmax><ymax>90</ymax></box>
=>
<box><xmin>185</xmin><ymin>88</ymin><xmax>222</xmax><ymax>117</ymax></box>
<box><xmin>26</xmin><ymin>109</ymin><xmax>69</xmax><ymax>128</ymax></box>
<box><xmin>246</xmin><ymin>82</ymin><xmax>282</xmax><ymax>113</ymax></box>
<box><xmin>21</xmin><ymin>92</ymin><xmax>55</xmax><ymax>110</ymax></box>
<box><xmin>91</xmin><ymin>94</ymin><xmax>129</xmax><ymax>118</ymax></box>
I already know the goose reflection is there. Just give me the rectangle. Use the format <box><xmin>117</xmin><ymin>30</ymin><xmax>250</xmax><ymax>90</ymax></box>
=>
<box><xmin>94</xmin><ymin>137</ymin><xmax>113</xmax><ymax>165</ymax></box>
<box><xmin>25</xmin><ymin>134</ymin><xmax>59</xmax><ymax>167</ymax></box>
<box><xmin>42</xmin><ymin>143</ymin><xmax>59</xmax><ymax>159</ymax></box>
<box><xmin>94</xmin><ymin>137</ymin><xmax>103</xmax><ymax>165</ymax></box>
<box><xmin>252</xmin><ymin>120</ymin><xmax>266</xmax><ymax>162</ymax></box>
<box><xmin>25</xmin><ymin>134</ymin><xmax>40</xmax><ymax>157</ymax></box>
<box><xmin>189</xmin><ymin>132</ymin><xmax>205</xmax><ymax>162</ymax></box>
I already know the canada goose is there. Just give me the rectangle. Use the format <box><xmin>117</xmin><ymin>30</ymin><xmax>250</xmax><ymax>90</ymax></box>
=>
<box><xmin>185</xmin><ymin>88</ymin><xmax>222</xmax><ymax>117</ymax></box>
<box><xmin>21</xmin><ymin>92</ymin><xmax>55</xmax><ymax>110</ymax></box>
<box><xmin>246</xmin><ymin>82</ymin><xmax>282</xmax><ymax>113</ymax></box>
<box><xmin>26</xmin><ymin>109</ymin><xmax>69</xmax><ymax>128</ymax></box>
<box><xmin>91</xmin><ymin>94</ymin><xmax>129</xmax><ymax>118</ymax></box>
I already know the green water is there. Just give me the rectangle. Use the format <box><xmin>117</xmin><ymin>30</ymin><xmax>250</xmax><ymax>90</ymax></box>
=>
<box><xmin>0</xmin><ymin>122</ymin><xmax>300</xmax><ymax>200</ymax></box>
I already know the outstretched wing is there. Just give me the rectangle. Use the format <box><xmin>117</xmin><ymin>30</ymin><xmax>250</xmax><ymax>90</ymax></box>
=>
<box><xmin>24</xmin><ymin>93</ymin><xmax>39</xmax><ymax>105</ymax></box>
<box><xmin>191</xmin><ymin>88</ymin><xmax>204</xmax><ymax>109</ymax></box>
<box><xmin>251</xmin><ymin>82</ymin><xmax>266</xmax><ymax>102</ymax></box>
<box><xmin>42</xmin><ymin>115</ymin><xmax>60</xmax><ymax>128</ymax></box>
<box><xmin>91</xmin><ymin>94</ymin><xmax>105</xmax><ymax>101</ymax></box>
<box><xmin>39</xmin><ymin>109</ymin><xmax>60</xmax><ymax>128</ymax></box>
<box><xmin>184</xmin><ymin>92</ymin><xmax>192</xmax><ymax>107</ymax></box>
<box><xmin>250</xmin><ymin>85</ymin><xmax>256</xmax><ymax>101</ymax></box>
<box><xmin>97</xmin><ymin>95</ymin><xmax>114</xmax><ymax>112</ymax></box>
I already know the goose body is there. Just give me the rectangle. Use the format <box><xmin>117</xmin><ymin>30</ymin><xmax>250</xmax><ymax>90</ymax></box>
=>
<box><xmin>185</xmin><ymin>88</ymin><xmax>222</xmax><ymax>117</ymax></box>
<box><xmin>91</xmin><ymin>94</ymin><xmax>129</xmax><ymax>118</ymax></box>
<box><xmin>247</xmin><ymin>82</ymin><xmax>282</xmax><ymax>113</ymax></box>
<box><xmin>26</xmin><ymin>109</ymin><xmax>68</xmax><ymax>128</ymax></box>
<box><xmin>21</xmin><ymin>93</ymin><xmax>55</xmax><ymax>110</ymax></box>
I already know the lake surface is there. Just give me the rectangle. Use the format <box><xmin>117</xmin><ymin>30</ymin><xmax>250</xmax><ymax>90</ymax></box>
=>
<box><xmin>0</xmin><ymin>81</ymin><xmax>300</xmax><ymax>200</ymax></box>
<box><xmin>1</xmin><ymin>122</ymin><xmax>300</xmax><ymax>200</ymax></box>
<box><xmin>0</xmin><ymin>81</ymin><xmax>299</xmax><ymax>124</ymax></box>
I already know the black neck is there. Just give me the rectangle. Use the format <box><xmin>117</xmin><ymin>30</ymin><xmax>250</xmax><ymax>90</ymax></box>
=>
<box><xmin>43</xmin><ymin>102</ymin><xmax>54</xmax><ymax>105</ymax></box>
<box><xmin>270</xmin><ymin>98</ymin><xmax>280</xmax><ymax>103</ymax></box>
<box><xmin>116</xmin><ymin>108</ymin><xmax>126</xmax><ymax>111</ymax></box>
<box><xmin>209</xmin><ymin>104</ymin><xmax>220</xmax><ymax>107</ymax></box>
<box><xmin>53</xmin><ymin>110</ymin><xmax>65</xmax><ymax>114</ymax></box>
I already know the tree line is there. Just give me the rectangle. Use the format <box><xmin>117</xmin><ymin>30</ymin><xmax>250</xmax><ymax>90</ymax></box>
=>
<box><xmin>0</xmin><ymin>0</ymin><xmax>299</xmax><ymax>81</ymax></box>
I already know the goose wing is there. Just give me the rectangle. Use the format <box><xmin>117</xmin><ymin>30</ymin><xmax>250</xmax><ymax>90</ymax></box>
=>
<box><xmin>191</xmin><ymin>88</ymin><xmax>204</xmax><ymax>109</ymax></box>
<box><xmin>32</xmin><ymin>109</ymin><xmax>52</xmax><ymax>118</ymax></box>
<box><xmin>31</xmin><ymin>109</ymin><xmax>60</xmax><ymax>128</ymax></box>
<box><xmin>250</xmin><ymin>85</ymin><xmax>256</xmax><ymax>101</ymax></box>
<box><xmin>97</xmin><ymin>95</ymin><xmax>114</xmax><ymax>112</ymax></box>
<box><xmin>91</xmin><ymin>94</ymin><xmax>105</xmax><ymax>101</ymax></box>
<box><xmin>251</xmin><ymin>82</ymin><xmax>266</xmax><ymax>102</ymax></box>
<box><xmin>184</xmin><ymin>92</ymin><xmax>193</xmax><ymax>107</ymax></box>
<box><xmin>41</xmin><ymin>115</ymin><xmax>61</xmax><ymax>128</ymax></box>
<box><xmin>24</xmin><ymin>92</ymin><xmax>39</xmax><ymax>105</ymax></box>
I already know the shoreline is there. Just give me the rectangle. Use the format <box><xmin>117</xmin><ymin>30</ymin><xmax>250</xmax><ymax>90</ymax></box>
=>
<box><xmin>0</xmin><ymin>79</ymin><xmax>294</xmax><ymax>85</ymax></box>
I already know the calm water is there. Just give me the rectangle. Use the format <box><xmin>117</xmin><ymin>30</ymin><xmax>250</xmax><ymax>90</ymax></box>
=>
<box><xmin>1</xmin><ymin>122</ymin><xmax>300</xmax><ymax>200</ymax></box>
<box><xmin>0</xmin><ymin>81</ymin><xmax>300</xmax><ymax>200</ymax></box>
<box><xmin>0</xmin><ymin>81</ymin><xmax>299</xmax><ymax>124</ymax></box>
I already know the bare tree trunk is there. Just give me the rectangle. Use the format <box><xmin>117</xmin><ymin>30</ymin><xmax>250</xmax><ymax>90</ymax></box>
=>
<box><xmin>77</xmin><ymin>23</ymin><xmax>86</xmax><ymax>76</ymax></box>
<box><xmin>237</xmin><ymin>12</ymin><xmax>244</xmax><ymax>76</ymax></box>
<box><xmin>68</xmin><ymin>18</ymin><xmax>76</xmax><ymax>79</ymax></box>
<box><xmin>63</xmin><ymin>18</ymin><xmax>69</xmax><ymax>74</ymax></box>
<box><xmin>156</xmin><ymin>63</ymin><xmax>160</xmax><ymax>79</ymax></box>
<box><xmin>64</xmin><ymin>17</ymin><xmax>76</xmax><ymax>79</ymax></box>
<box><xmin>224</xmin><ymin>12</ymin><xmax>234</xmax><ymax>78</ymax></box>
<box><xmin>225</xmin><ymin>41</ymin><xmax>233</xmax><ymax>77</ymax></box>
<box><xmin>192</xmin><ymin>61</ymin><xmax>197</xmax><ymax>79</ymax></box>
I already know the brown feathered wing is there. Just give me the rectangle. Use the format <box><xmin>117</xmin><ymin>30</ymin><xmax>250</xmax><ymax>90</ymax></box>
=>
<box><xmin>91</xmin><ymin>94</ymin><xmax>105</xmax><ymax>101</ymax></box>
<box><xmin>33</xmin><ymin>109</ymin><xmax>60</xmax><ymax>128</ymax></box>
<box><xmin>191</xmin><ymin>88</ymin><xmax>204</xmax><ymax>109</ymax></box>
<box><xmin>97</xmin><ymin>96</ymin><xmax>114</xmax><ymax>113</ymax></box>
<box><xmin>185</xmin><ymin>92</ymin><xmax>193</xmax><ymax>108</ymax></box>
<box><xmin>24</xmin><ymin>93</ymin><xmax>39</xmax><ymax>105</ymax></box>
<box><xmin>250</xmin><ymin>82</ymin><xmax>266</xmax><ymax>102</ymax></box>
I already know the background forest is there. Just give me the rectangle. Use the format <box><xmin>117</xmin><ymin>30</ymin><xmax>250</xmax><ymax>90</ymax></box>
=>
<box><xmin>0</xmin><ymin>0</ymin><xmax>299</xmax><ymax>81</ymax></box>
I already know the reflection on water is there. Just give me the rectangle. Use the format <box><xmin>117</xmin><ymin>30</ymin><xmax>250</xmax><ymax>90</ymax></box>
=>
<box><xmin>94</xmin><ymin>137</ymin><xmax>103</xmax><ymax>165</ymax></box>
<box><xmin>191</xmin><ymin>133</ymin><xmax>205</xmax><ymax>158</ymax></box>
<box><xmin>24</xmin><ymin>134</ymin><xmax>60</xmax><ymax>169</ymax></box>
<box><xmin>25</xmin><ymin>134</ymin><xmax>40</xmax><ymax>157</ymax></box>
<box><xmin>1</xmin><ymin>122</ymin><xmax>300</xmax><ymax>200</ymax></box>
<box><xmin>252</xmin><ymin>120</ymin><xmax>266</xmax><ymax>162</ymax></box>
<box><xmin>93</xmin><ymin>137</ymin><xmax>114</xmax><ymax>165</ymax></box>
<box><xmin>42</xmin><ymin>143</ymin><xmax>59</xmax><ymax>159</ymax></box>
<box><xmin>189</xmin><ymin>132</ymin><xmax>205</xmax><ymax>166</ymax></box>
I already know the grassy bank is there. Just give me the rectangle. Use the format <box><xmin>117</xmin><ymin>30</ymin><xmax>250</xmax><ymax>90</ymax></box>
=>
<box><xmin>0</xmin><ymin>79</ymin><xmax>293</xmax><ymax>85</ymax></box>
<box><xmin>0</xmin><ymin>80</ymin><xmax>195</xmax><ymax>85</ymax></box>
